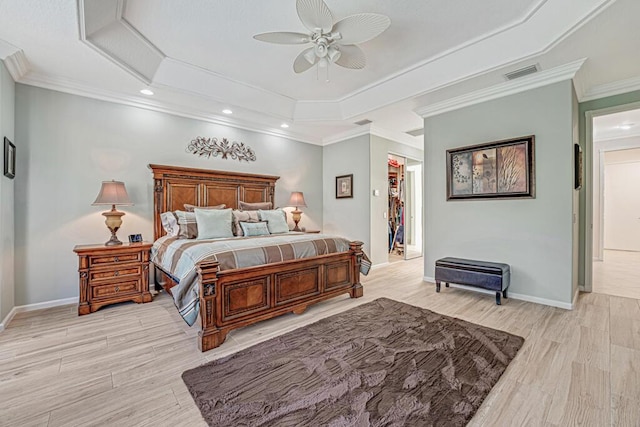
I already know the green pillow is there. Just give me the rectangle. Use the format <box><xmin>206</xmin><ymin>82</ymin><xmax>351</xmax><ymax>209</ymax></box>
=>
<box><xmin>194</xmin><ymin>208</ymin><xmax>234</xmax><ymax>239</ymax></box>
<box><xmin>258</xmin><ymin>209</ymin><xmax>289</xmax><ymax>234</ymax></box>
<box><xmin>240</xmin><ymin>221</ymin><xmax>270</xmax><ymax>237</ymax></box>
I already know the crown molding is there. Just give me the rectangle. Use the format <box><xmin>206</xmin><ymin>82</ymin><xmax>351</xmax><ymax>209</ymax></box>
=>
<box><xmin>3</xmin><ymin>50</ymin><xmax>29</xmax><ymax>81</ymax></box>
<box><xmin>581</xmin><ymin>75</ymin><xmax>640</xmax><ymax>102</ymax></box>
<box><xmin>322</xmin><ymin>125</ymin><xmax>372</xmax><ymax>146</ymax></box>
<box><xmin>415</xmin><ymin>58</ymin><xmax>586</xmax><ymax>119</ymax></box>
<box><xmin>18</xmin><ymin>72</ymin><xmax>322</xmax><ymax>146</ymax></box>
<box><xmin>321</xmin><ymin>123</ymin><xmax>423</xmax><ymax>150</ymax></box>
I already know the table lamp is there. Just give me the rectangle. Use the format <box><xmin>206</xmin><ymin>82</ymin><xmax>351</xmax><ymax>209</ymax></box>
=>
<box><xmin>92</xmin><ymin>180</ymin><xmax>133</xmax><ymax>246</ymax></box>
<box><xmin>287</xmin><ymin>191</ymin><xmax>307</xmax><ymax>232</ymax></box>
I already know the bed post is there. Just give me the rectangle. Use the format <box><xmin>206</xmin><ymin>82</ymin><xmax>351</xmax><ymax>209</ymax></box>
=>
<box><xmin>196</xmin><ymin>261</ymin><xmax>227</xmax><ymax>352</ymax></box>
<box><xmin>349</xmin><ymin>241</ymin><xmax>364</xmax><ymax>298</ymax></box>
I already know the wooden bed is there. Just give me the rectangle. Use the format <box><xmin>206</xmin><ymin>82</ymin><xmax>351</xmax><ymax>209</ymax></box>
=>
<box><xmin>149</xmin><ymin>164</ymin><xmax>364</xmax><ymax>352</ymax></box>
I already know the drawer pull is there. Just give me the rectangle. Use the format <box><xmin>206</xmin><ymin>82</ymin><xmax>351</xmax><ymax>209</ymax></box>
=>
<box><xmin>114</xmin><ymin>256</ymin><xmax>120</xmax><ymax>262</ymax></box>
<box><xmin>114</xmin><ymin>271</ymin><xmax>120</xmax><ymax>277</ymax></box>
<box><xmin>115</xmin><ymin>286</ymin><xmax>120</xmax><ymax>292</ymax></box>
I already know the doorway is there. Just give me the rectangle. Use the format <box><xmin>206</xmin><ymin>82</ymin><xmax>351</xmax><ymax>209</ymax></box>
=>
<box><xmin>589</xmin><ymin>108</ymin><xmax>640</xmax><ymax>299</ymax></box>
<box><xmin>388</xmin><ymin>153</ymin><xmax>423</xmax><ymax>262</ymax></box>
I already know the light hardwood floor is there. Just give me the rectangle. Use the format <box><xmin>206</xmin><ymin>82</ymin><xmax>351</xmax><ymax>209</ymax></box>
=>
<box><xmin>593</xmin><ymin>249</ymin><xmax>640</xmax><ymax>300</ymax></box>
<box><xmin>1</xmin><ymin>258</ymin><xmax>639</xmax><ymax>426</ymax></box>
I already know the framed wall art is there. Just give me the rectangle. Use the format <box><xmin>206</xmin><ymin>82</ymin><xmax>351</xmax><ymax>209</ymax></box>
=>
<box><xmin>446</xmin><ymin>135</ymin><xmax>535</xmax><ymax>200</ymax></box>
<box><xmin>4</xmin><ymin>137</ymin><xmax>15</xmax><ymax>179</ymax></box>
<box><xmin>336</xmin><ymin>174</ymin><xmax>353</xmax><ymax>199</ymax></box>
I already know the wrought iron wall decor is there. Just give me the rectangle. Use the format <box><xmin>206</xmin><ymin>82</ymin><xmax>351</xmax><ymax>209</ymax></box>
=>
<box><xmin>186</xmin><ymin>137</ymin><xmax>256</xmax><ymax>162</ymax></box>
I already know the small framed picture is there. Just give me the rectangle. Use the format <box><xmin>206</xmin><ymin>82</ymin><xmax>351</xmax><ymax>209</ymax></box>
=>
<box><xmin>4</xmin><ymin>137</ymin><xmax>15</xmax><ymax>179</ymax></box>
<box><xmin>336</xmin><ymin>174</ymin><xmax>353</xmax><ymax>199</ymax></box>
<box><xmin>128</xmin><ymin>234</ymin><xmax>143</xmax><ymax>243</ymax></box>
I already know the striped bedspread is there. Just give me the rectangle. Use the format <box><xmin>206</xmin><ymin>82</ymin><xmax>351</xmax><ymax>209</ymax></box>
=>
<box><xmin>151</xmin><ymin>233</ymin><xmax>366</xmax><ymax>326</ymax></box>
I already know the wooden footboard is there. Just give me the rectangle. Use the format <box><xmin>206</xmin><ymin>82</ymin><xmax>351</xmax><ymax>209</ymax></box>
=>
<box><xmin>196</xmin><ymin>241</ymin><xmax>364</xmax><ymax>352</ymax></box>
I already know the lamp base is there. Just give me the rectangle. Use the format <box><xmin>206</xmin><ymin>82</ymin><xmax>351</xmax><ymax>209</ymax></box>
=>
<box><xmin>102</xmin><ymin>207</ymin><xmax>125</xmax><ymax>246</ymax></box>
<box><xmin>105</xmin><ymin>234</ymin><xmax>123</xmax><ymax>246</ymax></box>
<box><xmin>291</xmin><ymin>209</ymin><xmax>302</xmax><ymax>232</ymax></box>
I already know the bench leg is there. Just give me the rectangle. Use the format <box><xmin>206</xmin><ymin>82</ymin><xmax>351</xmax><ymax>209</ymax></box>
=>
<box><xmin>445</xmin><ymin>282</ymin><xmax>449</xmax><ymax>288</ymax></box>
<box><xmin>495</xmin><ymin>292</ymin><xmax>502</xmax><ymax>305</ymax></box>
<box><xmin>503</xmin><ymin>289</ymin><xmax>508</xmax><ymax>299</ymax></box>
<box><xmin>436</xmin><ymin>281</ymin><xmax>441</xmax><ymax>293</ymax></box>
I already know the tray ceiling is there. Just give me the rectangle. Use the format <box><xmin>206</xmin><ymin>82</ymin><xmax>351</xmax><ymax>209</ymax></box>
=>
<box><xmin>1</xmin><ymin>0</ymin><xmax>639</xmax><ymax>145</ymax></box>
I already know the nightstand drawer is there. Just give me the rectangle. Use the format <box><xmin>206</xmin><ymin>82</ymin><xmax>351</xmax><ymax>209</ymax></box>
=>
<box><xmin>89</xmin><ymin>252</ymin><xmax>142</xmax><ymax>267</ymax></box>
<box><xmin>89</xmin><ymin>265</ymin><xmax>142</xmax><ymax>282</ymax></box>
<box><xmin>91</xmin><ymin>279</ymin><xmax>140</xmax><ymax>299</ymax></box>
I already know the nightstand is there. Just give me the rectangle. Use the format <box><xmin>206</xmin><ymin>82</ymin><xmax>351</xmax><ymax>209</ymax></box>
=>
<box><xmin>303</xmin><ymin>230</ymin><xmax>321</xmax><ymax>234</ymax></box>
<box><xmin>74</xmin><ymin>242</ymin><xmax>153</xmax><ymax>315</ymax></box>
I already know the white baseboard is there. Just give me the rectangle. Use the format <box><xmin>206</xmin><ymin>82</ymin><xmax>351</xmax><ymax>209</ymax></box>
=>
<box><xmin>422</xmin><ymin>276</ymin><xmax>574</xmax><ymax>310</ymax></box>
<box><xmin>0</xmin><ymin>307</ymin><xmax>18</xmax><ymax>332</ymax></box>
<box><xmin>0</xmin><ymin>297</ymin><xmax>77</xmax><ymax>332</ymax></box>
<box><xmin>371</xmin><ymin>262</ymin><xmax>390</xmax><ymax>270</ymax></box>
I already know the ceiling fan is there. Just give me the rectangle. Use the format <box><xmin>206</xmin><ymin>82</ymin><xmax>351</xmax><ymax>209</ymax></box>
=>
<box><xmin>253</xmin><ymin>0</ymin><xmax>391</xmax><ymax>75</ymax></box>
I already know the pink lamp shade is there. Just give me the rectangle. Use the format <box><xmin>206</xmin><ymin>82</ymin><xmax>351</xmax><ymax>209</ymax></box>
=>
<box><xmin>92</xmin><ymin>180</ymin><xmax>133</xmax><ymax>206</ymax></box>
<box><xmin>287</xmin><ymin>191</ymin><xmax>307</xmax><ymax>208</ymax></box>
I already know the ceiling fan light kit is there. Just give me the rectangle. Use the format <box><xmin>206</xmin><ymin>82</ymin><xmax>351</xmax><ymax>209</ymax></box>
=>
<box><xmin>254</xmin><ymin>0</ymin><xmax>390</xmax><ymax>75</ymax></box>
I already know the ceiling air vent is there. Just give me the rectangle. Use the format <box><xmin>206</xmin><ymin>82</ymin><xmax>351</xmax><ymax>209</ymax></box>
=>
<box><xmin>405</xmin><ymin>128</ymin><xmax>424</xmax><ymax>137</ymax></box>
<box><xmin>504</xmin><ymin>64</ymin><xmax>539</xmax><ymax>81</ymax></box>
<box><xmin>354</xmin><ymin>119</ymin><xmax>372</xmax><ymax>126</ymax></box>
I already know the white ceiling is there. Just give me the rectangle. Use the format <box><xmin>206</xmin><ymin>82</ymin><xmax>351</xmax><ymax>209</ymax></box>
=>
<box><xmin>1</xmin><ymin>0</ymin><xmax>639</xmax><ymax>146</ymax></box>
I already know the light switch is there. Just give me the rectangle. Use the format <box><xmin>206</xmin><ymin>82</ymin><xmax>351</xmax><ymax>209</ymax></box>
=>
<box><xmin>373</xmin><ymin>189</ymin><xmax>380</xmax><ymax>196</ymax></box>
<box><xmin>383</xmin><ymin>211</ymin><xmax>387</xmax><ymax>219</ymax></box>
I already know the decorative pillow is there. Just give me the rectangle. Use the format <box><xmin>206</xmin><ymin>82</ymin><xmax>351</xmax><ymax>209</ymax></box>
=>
<box><xmin>174</xmin><ymin>210</ymin><xmax>198</xmax><ymax>239</ymax></box>
<box><xmin>239</xmin><ymin>201</ymin><xmax>273</xmax><ymax>211</ymax></box>
<box><xmin>184</xmin><ymin>203</ymin><xmax>226</xmax><ymax>212</ymax></box>
<box><xmin>258</xmin><ymin>209</ymin><xmax>289</xmax><ymax>234</ymax></box>
<box><xmin>160</xmin><ymin>212</ymin><xmax>179</xmax><ymax>237</ymax></box>
<box><xmin>239</xmin><ymin>221</ymin><xmax>270</xmax><ymax>237</ymax></box>
<box><xmin>232</xmin><ymin>210</ymin><xmax>260</xmax><ymax>236</ymax></box>
<box><xmin>194</xmin><ymin>208</ymin><xmax>234</xmax><ymax>240</ymax></box>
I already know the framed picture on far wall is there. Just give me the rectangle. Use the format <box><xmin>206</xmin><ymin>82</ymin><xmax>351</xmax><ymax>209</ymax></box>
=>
<box><xmin>336</xmin><ymin>174</ymin><xmax>353</xmax><ymax>199</ymax></box>
<box><xmin>446</xmin><ymin>135</ymin><xmax>535</xmax><ymax>200</ymax></box>
<box><xmin>4</xmin><ymin>137</ymin><xmax>15</xmax><ymax>179</ymax></box>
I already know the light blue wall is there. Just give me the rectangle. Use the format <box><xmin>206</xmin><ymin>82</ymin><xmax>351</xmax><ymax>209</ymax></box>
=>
<box><xmin>424</xmin><ymin>81</ymin><xmax>576</xmax><ymax>305</ymax></box>
<box><xmin>322</xmin><ymin>135</ymin><xmax>371</xmax><ymax>254</ymax></box>
<box><xmin>14</xmin><ymin>85</ymin><xmax>323</xmax><ymax>306</ymax></box>
<box><xmin>0</xmin><ymin>62</ymin><xmax>15</xmax><ymax>322</ymax></box>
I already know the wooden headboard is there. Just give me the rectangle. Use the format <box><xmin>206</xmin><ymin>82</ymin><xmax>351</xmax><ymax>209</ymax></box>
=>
<box><xmin>149</xmin><ymin>164</ymin><xmax>279</xmax><ymax>240</ymax></box>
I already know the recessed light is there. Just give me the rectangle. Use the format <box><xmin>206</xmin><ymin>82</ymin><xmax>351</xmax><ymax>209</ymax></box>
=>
<box><xmin>618</xmin><ymin>123</ymin><xmax>634</xmax><ymax>130</ymax></box>
<box><xmin>222</xmin><ymin>109</ymin><xmax>233</xmax><ymax>115</ymax></box>
<box><xmin>140</xmin><ymin>89</ymin><xmax>154</xmax><ymax>96</ymax></box>
<box><xmin>281</xmin><ymin>123</ymin><xmax>289</xmax><ymax>128</ymax></box>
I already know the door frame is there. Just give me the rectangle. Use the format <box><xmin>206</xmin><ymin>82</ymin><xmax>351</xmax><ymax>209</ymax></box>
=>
<box><xmin>387</xmin><ymin>151</ymin><xmax>424</xmax><ymax>260</ymax></box>
<box><xmin>584</xmin><ymin>101</ymin><xmax>640</xmax><ymax>292</ymax></box>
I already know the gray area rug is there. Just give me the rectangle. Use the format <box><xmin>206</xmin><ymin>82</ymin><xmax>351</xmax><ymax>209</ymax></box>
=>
<box><xmin>182</xmin><ymin>298</ymin><xmax>524</xmax><ymax>426</ymax></box>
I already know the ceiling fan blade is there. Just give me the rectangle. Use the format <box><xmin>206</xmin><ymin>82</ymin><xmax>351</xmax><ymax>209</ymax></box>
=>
<box><xmin>253</xmin><ymin>32</ymin><xmax>310</xmax><ymax>44</ymax></box>
<box><xmin>296</xmin><ymin>0</ymin><xmax>333</xmax><ymax>33</ymax></box>
<box><xmin>334</xmin><ymin>44</ymin><xmax>366</xmax><ymax>69</ymax></box>
<box><xmin>333</xmin><ymin>13</ymin><xmax>391</xmax><ymax>45</ymax></box>
<box><xmin>294</xmin><ymin>47</ymin><xmax>319</xmax><ymax>73</ymax></box>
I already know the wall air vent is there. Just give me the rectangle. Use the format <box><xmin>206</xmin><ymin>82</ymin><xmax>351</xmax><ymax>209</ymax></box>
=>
<box><xmin>405</xmin><ymin>128</ymin><xmax>424</xmax><ymax>137</ymax></box>
<box><xmin>504</xmin><ymin>64</ymin><xmax>539</xmax><ymax>81</ymax></box>
<box><xmin>354</xmin><ymin>119</ymin><xmax>372</xmax><ymax>126</ymax></box>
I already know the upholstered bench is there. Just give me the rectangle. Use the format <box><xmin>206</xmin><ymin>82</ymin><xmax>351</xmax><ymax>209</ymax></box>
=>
<box><xmin>435</xmin><ymin>257</ymin><xmax>511</xmax><ymax>305</ymax></box>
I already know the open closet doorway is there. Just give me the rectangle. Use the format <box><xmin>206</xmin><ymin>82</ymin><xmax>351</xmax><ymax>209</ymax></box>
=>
<box><xmin>388</xmin><ymin>153</ymin><xmax>423</xmax><ymax>262</ymax></box>
<box><xmin>590</xmin><ymin>107</ymin><xmax>640</xmax><ymax>299</ymax></box>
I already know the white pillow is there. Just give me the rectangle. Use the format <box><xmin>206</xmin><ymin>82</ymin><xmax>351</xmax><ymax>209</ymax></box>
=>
<box><xmin>194</xmin><ymin>208</ymin><xmax>234</xmax><ymax>240</ymax></box>
<box><xmin>258</xmin><ymin>209</ymin><xmax>289</xmax><ymax>234</ymax></box>
<box><xmin>160</xmin><ymin>212</ymin><xmax>179</xmax><ymax>237</ymax></box>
